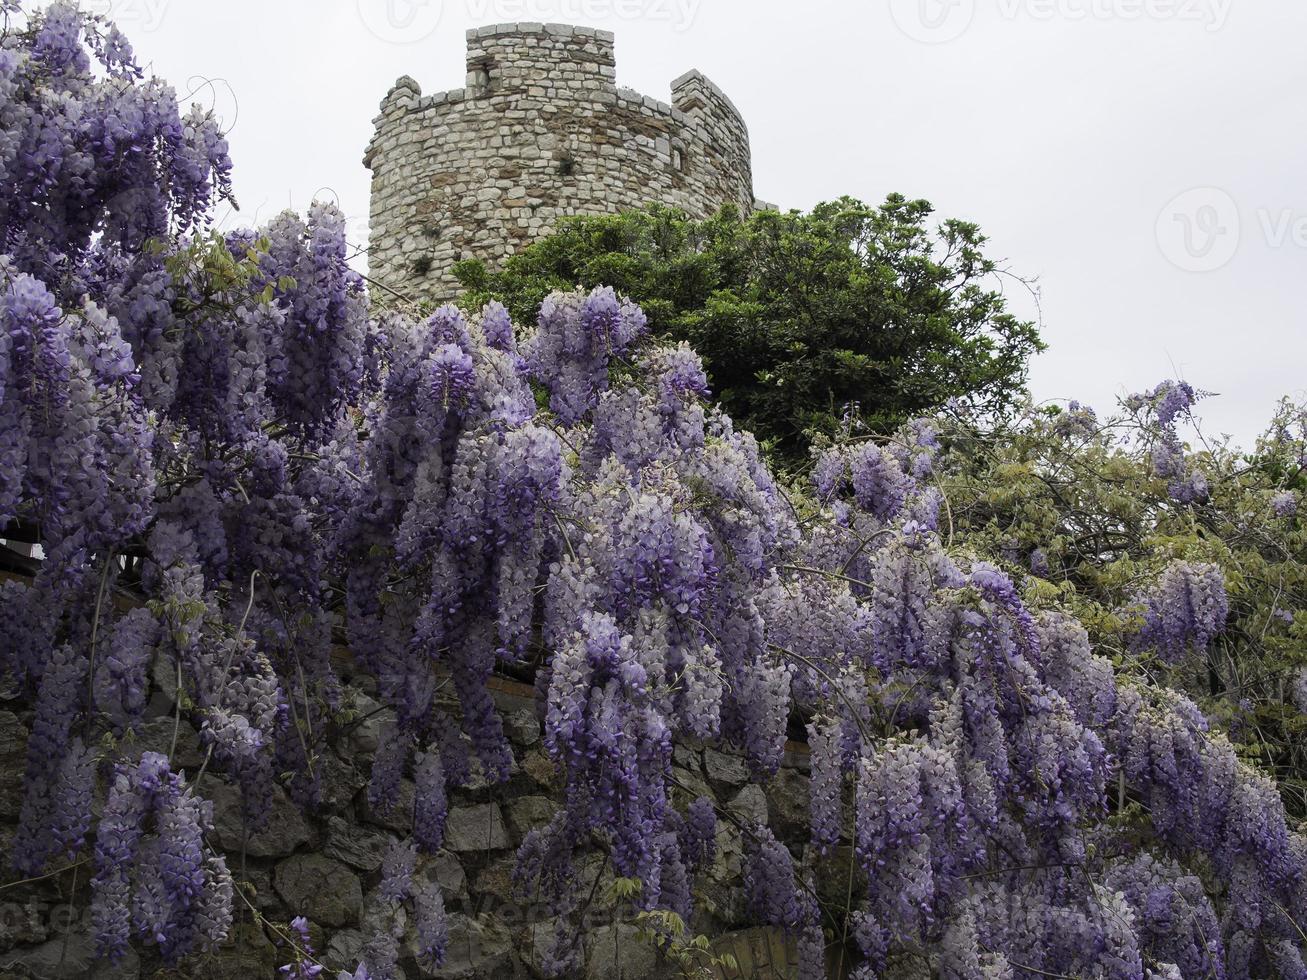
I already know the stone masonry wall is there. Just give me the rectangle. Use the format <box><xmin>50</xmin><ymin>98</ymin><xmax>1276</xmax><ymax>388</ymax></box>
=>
<box><xmin>363</xmin><ymin>23</ymin><xmax>760</xmax><ymax>303</ymax></box>
<box><xmin>0</xmin><ymin>640</ymin><xmax>843</xmax><ymax>980</ymax></box>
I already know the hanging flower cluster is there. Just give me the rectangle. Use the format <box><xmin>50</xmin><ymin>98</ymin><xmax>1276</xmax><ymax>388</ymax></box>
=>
<box><xmin>1132</xmin><ymin>560</ymin><xmax>1230</xmax><ymax>665</ymax></box>
<box><xmin>1129</xmin><ymin>379</ymin><xmax>1210</xmax><ymax>503</ymax></box>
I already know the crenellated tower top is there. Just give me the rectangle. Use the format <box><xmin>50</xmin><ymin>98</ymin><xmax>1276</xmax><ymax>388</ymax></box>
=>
<box><xmin>364</xmin><ymin>23</ymin><xmax>765</xmax><ymax>301</ymax></box>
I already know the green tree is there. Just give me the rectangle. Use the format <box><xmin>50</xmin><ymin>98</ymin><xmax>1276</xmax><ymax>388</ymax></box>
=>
<box><xmin>454</xmin><ymin>196</ymin><xmax>1044</xmax><ymax>469</ymax></box>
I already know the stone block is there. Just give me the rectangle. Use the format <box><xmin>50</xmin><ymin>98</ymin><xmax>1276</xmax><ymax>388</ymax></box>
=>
<box><xmin>324</xmin><ymin>816</ymin><xmax>395</xmax><ymax>872</ymax></box>
<box><xmin>120</xmin><ymin>715</ymin><xmax>206</xmax><ymax>771</ymax></box>
<box><xmin>765</xmin><ymin>768</ymin><xmax>810</xmax><ymax>841</ymax></box>
<box><xmin>584</xmin><ymin>924</ymin><xmax>662</xmax><ymax>980</ymax></box>
<box><xmin>471</xmin><ymin>854</ymin><xmax>518</xmax><ymax>905</ymax></box>
<box><xmin>419</xmin><ymin>849</ymin><xmax>468</xmax><ymax>902</ymax></box>
<box><xmin>273</xmin><ymin>854</ymin><xmax>363</xmax><ymax>928</ymax></box>
<box><xmin>363</xmin><ymin>778</ymin><xmax>415</xmax><ymax>834</ymax></box>
<box><xmin>726</xmin><ymin>784</ymin><xmax>768</xmax><ymax>829</ymax></box>
<box><xmin>149</xmin><ymin>923</ymin><xmax>276</xmax><ymax>980</ymax></box>
<box><xmin>207</xmin><ymin>779</ymin><xmax>311</xmax><ymax>858</ymax></box>
<box><xmin>704</xmin><ymin>748</ymin><xmax>747</xmax><ymax>790</ymax></box>
<box><xmin>505</xmin><ymin>795</ymin><xmax>558</xmax><ymax>839</ymax></box>
<box><xmin>0</xmin><ymin>929</ymin><xmax>139</xmax><ymax>979</ymax></box>
<box><xmin>0</xmin><ymin>712</ymin><xmax>27</xmax><ymax>819</ymax></box>
<box><xmin>418</xmin><ymin>913</ymin><xmax>513</xmax><ymax>979</ymax></box>
<box><xmin>444</xmin><ymin>803</ymin><xmax>510</xmax><ymax>852</ymax></box>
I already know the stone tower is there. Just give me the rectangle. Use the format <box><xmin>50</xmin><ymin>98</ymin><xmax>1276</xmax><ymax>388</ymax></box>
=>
<box><xmin>363</xmin><ymin>22</ymin><xmax>763</xmax><ymax>301</ymax></box>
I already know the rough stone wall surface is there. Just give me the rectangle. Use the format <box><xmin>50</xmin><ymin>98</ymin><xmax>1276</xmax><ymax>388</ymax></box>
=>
<box><xmin>364</xmin><ymin>23</ymin><xmax>760</xmax><ymax>303</ymax></box>
<box><xmin>0</xmin><ymin>662</ymin><xmax>832</xmax><ymax>980</ymax></box>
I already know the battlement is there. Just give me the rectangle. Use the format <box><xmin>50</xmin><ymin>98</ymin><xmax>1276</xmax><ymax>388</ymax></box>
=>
<box><xmin>464</xmin><ymin>22</ymin><xmax>615</xmax><ymax>96</ymax></box>
<box><xmin>467</xmin><ymin>20</ymin><xmax>616</xmax><ymax>46</ymax></box>
<box><xmin>671</xmin><ymin>69</ymin><xmax>748</xmax><ymax>137</ymax></box>
<box><xmin>364</xmin><ymin>24</ymin><xmax>762</xmax><ymax>301</ymax></box>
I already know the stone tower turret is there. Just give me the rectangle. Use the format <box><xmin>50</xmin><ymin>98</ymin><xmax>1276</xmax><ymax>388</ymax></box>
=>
<box><xmin>363</xmin><ymin>23</ymin><xmax>761</xmax><ymax>301</ymax></box>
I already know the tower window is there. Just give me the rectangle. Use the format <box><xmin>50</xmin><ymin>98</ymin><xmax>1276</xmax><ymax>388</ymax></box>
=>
<box><xmin>468</xmin><ymin>59</ymin><xmax>495</xmax><ymax>95</ymax></box>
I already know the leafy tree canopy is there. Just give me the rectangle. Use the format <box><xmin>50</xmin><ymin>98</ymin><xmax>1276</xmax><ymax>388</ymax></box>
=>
<box><xmin>455</xmin><ymin>198</ymin><xmax>1044</xmax><ymax>468</ymax></box>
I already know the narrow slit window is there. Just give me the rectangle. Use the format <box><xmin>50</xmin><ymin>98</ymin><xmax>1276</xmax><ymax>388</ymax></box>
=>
<box><xmin>469</xmin><ymin>59</ymin><xmax>494</xmax><ymax>95</ymax></box>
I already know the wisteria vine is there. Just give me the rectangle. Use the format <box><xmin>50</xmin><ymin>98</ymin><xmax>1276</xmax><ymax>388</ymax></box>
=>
<box><xmin>0</xmin><ymin>4</ymin><xmax>1304</xmax><ymax>979</ymax></box>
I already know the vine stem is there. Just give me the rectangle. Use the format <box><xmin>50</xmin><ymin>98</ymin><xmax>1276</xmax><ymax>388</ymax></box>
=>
<box><xmin>190</xmin><ymin>568</ymin><xmax>260</xmax><ymax>789</ymax></box>
<box><xmin>58</xmin><ymin>862</ymin><xmax>80</xmax><ymax>969</ymax></box>
<box><xmin>169</xmin><ymin>657</ymin><xmax>183</xmax><ymax>761</ymax></box>
<box><xmin>225</xmin><ymin>853</ymin><xmax>324</xmax><ymax>969</ymax></box>
<box><xmin>837</xmin><ymin>526</ymin><xmax>893</xmax><ymax>577</ymax></box>
<box><xmin>85</xmin><ymin>552</ymin><xmax>114</xmax><ymax>710</ymax></box>
<box><xmin>781</xmin><ymin>563</ymin><xmax>875</xmax><ymax>591</ymax></box>
<box><xmin>0</xmin><ymin>859</ymin><xmax>88</xmax><ymax>894</ymax></box>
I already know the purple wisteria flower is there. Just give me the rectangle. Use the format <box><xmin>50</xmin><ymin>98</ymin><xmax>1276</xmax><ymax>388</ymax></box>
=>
<box><xmin>1133</xmin><ymin>561</ymin><xmax>1229</xmax><ymax>665</ymax></box>
<box><xmin>279</xmin><ymin>916</ymin><xmax>324</xmax><ymax>979</ymax></box>
<box><xmin>1272</xmin><ymin>489</ymin><xmax>1298</xmax><ymax>517</ymax></box>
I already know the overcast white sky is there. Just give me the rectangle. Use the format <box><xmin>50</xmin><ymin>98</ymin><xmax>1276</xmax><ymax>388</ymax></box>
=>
<box><xmin>93</xmin><ymin>0</ymin><xmax>1307</xmax><ymax>447</ymax></box>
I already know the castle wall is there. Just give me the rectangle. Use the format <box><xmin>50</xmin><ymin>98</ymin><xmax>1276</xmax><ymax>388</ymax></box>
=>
<box><xmin>363</xmin><ymin>23</ymin><xmax>759</xmax><ymax>302</ymax></box>
<box><xmin>0</xmin><ymin>653</ymin><xmax>822</xmax><ymax>980</ymax></box>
